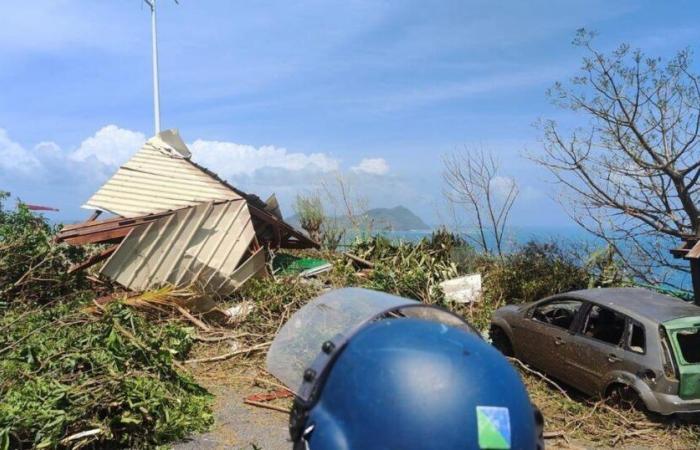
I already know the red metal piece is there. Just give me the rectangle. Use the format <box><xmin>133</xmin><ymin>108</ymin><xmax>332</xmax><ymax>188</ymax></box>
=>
<box><xmin>25</xmin><ymin>204</ymin><xmax>59</xmax><ymax>212</ymax></box>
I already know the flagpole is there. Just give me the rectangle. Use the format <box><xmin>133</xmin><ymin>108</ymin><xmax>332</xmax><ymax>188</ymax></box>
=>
<box><xmin>145</xmin><ymin>0</ymin><xmax>161</xmax><ymax>134</ymax></box>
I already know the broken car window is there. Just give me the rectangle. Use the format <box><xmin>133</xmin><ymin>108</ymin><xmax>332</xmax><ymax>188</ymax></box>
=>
<box><xmin>675</xmin><ymin>328</ymin><xmax>700</xmax><ymax>364</ymax></box>
<box><xmin>628</xmin><ymin>323</ymin><xmax>645</xmax><ymax>354</ymax></box>
<box><xmin>532</xmin><ymin>300</ymin><xmax>582</xmax><ymax>330</ymax></box>
<box><xmin>660</xmin><ymin>327</ymin><xmax>679</xmax><ymax>379</ymax></box>
<box><xmin>583</xmin><ymin>305</ymin><xmax>625</xmax><ymax>346</ymax></box>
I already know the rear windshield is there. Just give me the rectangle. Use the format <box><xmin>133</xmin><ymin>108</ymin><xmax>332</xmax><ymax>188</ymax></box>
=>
<box><xmin>674</xmin><ymin>328</ymin><xmax>700</xmax><ymax>364</ymax></box>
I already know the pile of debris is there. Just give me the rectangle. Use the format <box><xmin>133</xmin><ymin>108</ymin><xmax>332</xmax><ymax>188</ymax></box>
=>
<box><xmin>57</xmin><ymin>129</ymin><xmax>317</xmax><ymax>295</ymax></box>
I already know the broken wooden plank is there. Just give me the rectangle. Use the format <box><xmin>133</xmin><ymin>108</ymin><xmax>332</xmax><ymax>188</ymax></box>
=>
<box><xmin>344</xmin><ymin>252</ymin><xmax>375</xmax><ymax>268</ymax></box>
<box><xmin>67</xmin><ymin>245</ymin><xmax>118</xmax><ymax>273</ymax></box>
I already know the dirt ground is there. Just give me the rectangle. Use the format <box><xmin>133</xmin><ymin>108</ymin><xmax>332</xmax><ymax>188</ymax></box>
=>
<box><xmin>174</xmin><ymin>379</ymin><xmax>289</xmax><ymax>450</ymax></box>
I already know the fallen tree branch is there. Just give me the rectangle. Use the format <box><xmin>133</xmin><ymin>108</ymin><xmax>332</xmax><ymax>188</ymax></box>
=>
<box><xmin>344</xmin><ymin>252</ymin><xmax>374</xmax><ymax>268</ymax></box>
<box><xmin>175</xmin><ymin>305</ymin><xmax>210</xmax><ymax>332</ymax></box>
<box><xmin>243</xmin><ymin>399</ymin><xmax>290</xmax><ymax>414</ymax></box>
<box><xmin>508</xmin><ymin>357</ymin><xmax>572</xmax><ymax>401</ymax></box>
<box><xmin>192</xmin><ymin>333</ymin><xmax>249</xmax><ymax>343</ymax></box>
<box><xmin>184</xmin><ymin>342</ymin><xmax>271</xmax><ymax>364</ymax></box>
<box><xmin>543</xmin><ymin>431</ymin><xmax>565</xmax><ymax>439</ymax></box>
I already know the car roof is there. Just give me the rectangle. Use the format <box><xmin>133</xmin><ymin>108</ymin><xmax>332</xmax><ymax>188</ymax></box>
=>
<box><xmin>548</xmin><ymin>287</ymin><xmax>700</xmax><ymax>323</ymax></box>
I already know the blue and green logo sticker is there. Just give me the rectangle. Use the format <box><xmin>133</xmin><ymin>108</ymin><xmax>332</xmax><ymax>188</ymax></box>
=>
<box><xmin>476</xmin><ymin>406</ymin><xmax>511</xmax><ymax>449</ymax></box>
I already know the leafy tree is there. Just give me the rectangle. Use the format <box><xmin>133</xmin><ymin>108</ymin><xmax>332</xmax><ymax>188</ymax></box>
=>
<box><xmin>293</xmin><ymin>193</ymin><xmax>324</xmax><ymax>243</ymax></box>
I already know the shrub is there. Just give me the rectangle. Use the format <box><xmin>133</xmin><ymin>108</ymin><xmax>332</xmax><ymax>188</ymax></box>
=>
<box><xmin>0</xmin><ymin>192</ymin><xmax>88</xmax><ymax>306</ymax></box>
<box><xmin>347</xmin><ymin>231</ymin><xmax>469</xmax><ymax>303</ymax></box>
<box><xmin>480</xmin><ymin>241</ymin><xmax>588</xmax><ymax>305</ymax></box>
<box><xmin>293</xmin><ymin>194</ymin><xmax>324</xmax><ymax>243</ymax></box>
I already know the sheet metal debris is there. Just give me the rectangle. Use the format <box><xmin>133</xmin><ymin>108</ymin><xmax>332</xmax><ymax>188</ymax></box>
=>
<box><xmin>225</xmin><ymin>301</ymin><xmax>255</xmax><ymax>322</ymax></box>
<box><xmin>57</xmin><ymin>129</ymin><xmax>318</xmax><ymax>295</ymax></box>
<box><xmin>440</xmin><ymin>273</ymin><xmax>482</xmax><ymax>303</ymax></box>
<box><xmin>100</xmin><ymin>199</ymin><xmax>264</xmax><ymax>295</ymax></box>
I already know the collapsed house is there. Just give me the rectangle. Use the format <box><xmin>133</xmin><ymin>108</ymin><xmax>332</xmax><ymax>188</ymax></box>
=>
<box><xmin>57</xmin><ymin>129</ymin><xmax>317</xmax><ymax>294</ymax></box>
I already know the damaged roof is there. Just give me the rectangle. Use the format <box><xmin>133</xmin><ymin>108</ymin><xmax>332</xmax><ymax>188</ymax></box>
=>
<box><xmin>101</xmin><ymin>199</ymin><xmax>267</xmax><ymax>295</ymax></box>
<box><xmin>83</xmin><ymin>130</ymin><xmax>241</xmax><ymax>217</ymax></box>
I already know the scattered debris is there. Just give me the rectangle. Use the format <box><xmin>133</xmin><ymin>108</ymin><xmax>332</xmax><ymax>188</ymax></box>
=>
<box><xmin>440</xmin><ymin>273</ymin><xmax>482</xmax><ymax>303</ymax></box>
<box><xmin>264</xmin><ymin>193</ymin><xmax>283</xmax><ymax>220</ymax></box>
<box><xmin>344</xmin><ymin>251</ymin><xmax>374</xmax><ymax>268</ymax></box>
<box><xmin>24</xmin><ymin>203</ymin><xmax>59</xmax><ymax>212</ymax></box>
<box><xmin>242</xmin><ymin>400</ymin><xmax>290</xmax><ymax>414</ymax></box>
<box><xmin>67</xmin><ymin>245</ymin><xmax>118</xmax><ymax>274</ymax></box>
<box><xmin>244</xmin><ymin>389</ymin><xmax>293</xmax><ymax>403</ymax></box>
<box><xmin>225</xmin><ymin>300</ymin><xmax>255</xmax><ymax>322</ymax></box>
<box><xmin>273</xmin><ymin>253</ymin><xmax>332</xmax><ymax>278</ymax></box>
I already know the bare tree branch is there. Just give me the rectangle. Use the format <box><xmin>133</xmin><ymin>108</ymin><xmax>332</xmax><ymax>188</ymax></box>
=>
<box><xmin>532</xmin><ymin>30</ymin><xmax>700</xmax><ymax>287</ymax></box>
<box><xmin>442</xmin><ymin>148</ymin><xmax>519</xmax><ymax>256</ymax></box>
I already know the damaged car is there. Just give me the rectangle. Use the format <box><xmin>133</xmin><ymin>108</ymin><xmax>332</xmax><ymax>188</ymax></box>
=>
<box><xmin>490</xmin><ymin>287</ymin><xmax>700</xmax><ymax>415</ymax></box>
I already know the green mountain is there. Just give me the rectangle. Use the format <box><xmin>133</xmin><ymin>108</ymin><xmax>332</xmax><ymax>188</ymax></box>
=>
<box><xmin>288</xmin><ymin>205</ymin><xmax>430</xmax><ymax>231</ymax></box>
<box><xmin>363</xmin><ymin>206</ymin><xmax>430</xmax><ymax>231</ymax></box>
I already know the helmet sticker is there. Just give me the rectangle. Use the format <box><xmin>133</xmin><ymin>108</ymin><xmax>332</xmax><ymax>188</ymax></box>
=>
<box><xmin>476</xmin><ymin>406</ymin><xmax>511</xmax><ymax>449</ymax></box>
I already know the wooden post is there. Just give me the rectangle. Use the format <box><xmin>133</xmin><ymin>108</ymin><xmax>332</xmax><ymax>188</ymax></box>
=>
<box><xmin>691</xmin><ymin>260</ymin><xmax>700</xmax><ymax>306</ymax></box>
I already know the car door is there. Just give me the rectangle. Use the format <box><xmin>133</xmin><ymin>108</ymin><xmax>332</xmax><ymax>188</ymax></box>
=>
<box><xmin>566</xmin><ymin>304</ymin><xmax>627</xmax><ymax>395</ymax></box>
<box><xmin>513</xmin><ymin>298</ymin><xmax>584</xmax><ymax>380</ymax></box>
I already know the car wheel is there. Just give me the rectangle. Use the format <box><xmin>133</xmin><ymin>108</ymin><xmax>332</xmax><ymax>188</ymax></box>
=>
<box><xmin>490</xmin><ymin>325</ymin><xmax>514</xmax><ymax>357</ymax></box>
<box><xmin>606</xmin><ymin>384</ymin><xmax>642</xmax><ymax>410</ymax></box>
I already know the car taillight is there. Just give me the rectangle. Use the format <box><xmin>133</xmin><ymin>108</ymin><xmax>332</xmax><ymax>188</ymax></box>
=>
<box><xmin>659</xmin><ymin>326</ymin><xmax>679</xmax><ymax>381</ymax></box>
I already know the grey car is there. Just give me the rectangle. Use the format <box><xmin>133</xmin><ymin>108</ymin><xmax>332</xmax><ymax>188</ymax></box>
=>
<box><xmin>490</xmin><ymin>287</ymin><xmax>700</xmax><ymax>415</ymax></box>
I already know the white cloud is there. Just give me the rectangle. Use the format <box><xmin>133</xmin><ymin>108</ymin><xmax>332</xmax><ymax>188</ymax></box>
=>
<box><xmin>70</xmin><ymin>125</ymin><xmax>146</xmax><ymax>167</ymax></box>
<box><xmin>351</xmin><ymin>158</ymin><xmax>389</xmax><ymax>175</ymax></box>
<box><xmin>490</xmin><ymin>175</ymin><xmax>517</xmax><ymax>199</ymax></box>
<box><xmin>0</xmin><ymin>128</ymin><xmax>41</xmax><ymax>174</ymax></box>
<box><xmin>189</xmin><ymin>139</ymin><xmax>339</xmax><ymax>177</ymax></box>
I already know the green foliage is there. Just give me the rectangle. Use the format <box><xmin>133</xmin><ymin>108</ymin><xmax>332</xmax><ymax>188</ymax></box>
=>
<box><xmin>480</xmin><ymin>241</ymin><xmax>588</xmax><ymax>306</ymax></box>
<box><xmin>347</xmin><ymin>230</ymin><xmax>473</xmax><ymax>303</ymax></box>
<box><xmin>293</xmin><ymin>194</ymin><xmax>325</xmax><ymax>243</ymax></box>
<box><xmin>0</xmin><ymin>296</ymin><xmax>213</xmax><ymax>449</ymax></box>
<box><xmin>584</xmin><ymin>245</ymin><xmax>630</xmax><ymax>288</ymax></box>
<box><xmin>0</xmin><ymin>193</ymin><xmax>88</xmax><ymax>305</ymax></box>
<box><xmin>319</xmin><ymin>220</ymin><xmax>345</xmax><ymax>251</ymax></box>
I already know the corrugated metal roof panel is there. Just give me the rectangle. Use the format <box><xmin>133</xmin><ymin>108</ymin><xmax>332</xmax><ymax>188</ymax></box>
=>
<box><xmin>82</xmin><ymin>129</ymin><xmax>241</xmax><ymax>217</ymax></box>
<box><xmin>101</xmin><ymin>200</ymin><xmax>262</xmax><ymax>294</ymax></box>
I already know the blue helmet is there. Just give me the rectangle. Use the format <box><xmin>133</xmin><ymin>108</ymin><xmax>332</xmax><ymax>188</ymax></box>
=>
<box><xmin>267</xmin><ymin>288</ymin><xmax>543</xmax><ymax>450</ymax></box>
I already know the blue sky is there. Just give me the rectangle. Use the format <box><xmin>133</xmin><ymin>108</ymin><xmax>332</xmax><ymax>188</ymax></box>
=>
<box><xmin>1</xmin><ymin>0</ymin><xmax>699</xmax><ymax>226</ymax></box>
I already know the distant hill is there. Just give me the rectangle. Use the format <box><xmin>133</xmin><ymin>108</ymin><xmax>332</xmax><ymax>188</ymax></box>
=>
<box><xmin>363</xmin><ymin>206</ymin><xmax>430</xmax><ymax>231</ymax></box>
<box><xmin>288</xmin><ymin>205</ymin><xmax>430</xmax><ymax>231</ymax></box>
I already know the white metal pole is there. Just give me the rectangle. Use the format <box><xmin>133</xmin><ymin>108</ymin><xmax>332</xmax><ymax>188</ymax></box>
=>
<box><xmin>150</xmin><ymin>0</ymin><xmax>161</xmax><ymax>134</ymax></box>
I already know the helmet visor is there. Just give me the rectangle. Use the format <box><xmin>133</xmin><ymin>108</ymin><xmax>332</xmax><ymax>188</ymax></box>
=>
<box><xmin>266</xmin><ymin>287</ymin><xmax>476</xmax><ymax>398</ymax></box>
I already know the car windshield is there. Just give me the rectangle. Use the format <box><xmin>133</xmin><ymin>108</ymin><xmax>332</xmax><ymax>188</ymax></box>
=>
<box><xmin>532</xmin><ymin>300</ymin><xmax>582</xmax><ymax>330</ymax></box>
<box><xmin>674</xmin><ymin>327</ymin><xmax>700</xmax><ymax>364</ymax></box>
